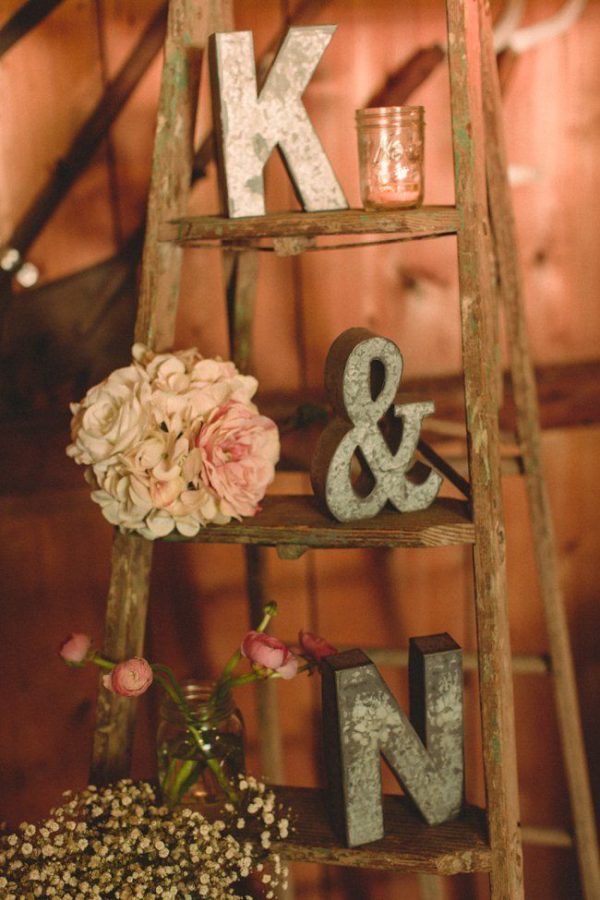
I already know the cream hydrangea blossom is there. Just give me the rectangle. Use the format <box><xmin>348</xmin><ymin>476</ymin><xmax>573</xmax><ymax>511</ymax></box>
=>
<box><xmin>67</xmin><ymin>345</ymin><xmax>279</xmax><ymax>538</ymax></box>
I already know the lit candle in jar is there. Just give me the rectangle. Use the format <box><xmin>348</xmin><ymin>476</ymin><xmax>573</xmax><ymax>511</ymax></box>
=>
<box><xmin>356</xmin><ymin>106</ymin><xmax>425</xmax><ymax>210</ymax></box>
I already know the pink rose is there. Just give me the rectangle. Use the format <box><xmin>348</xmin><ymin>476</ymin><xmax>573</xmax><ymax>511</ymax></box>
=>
<box><xmin>102</xmin><ymin>658</ymin><xmax>153</xmax><ymax>697</ymax></box>
<box><xmin>299</xmin><ymin>630</ymin><xmax>338</xmax><ymax>662</ymax></box>
<box><xmin>59</xmin><ymin>633</ymin><xmax>91</xmax><ymax>665</ymax></box>
<box><xmin>241</xmin><ymin>632</ymin><xmax>298</xmax><ymax>680</ymax></box>
<box><xmin>195</xmin><ymin>401</ymin><xmax>280</xmax><ymax>519</ymax></box>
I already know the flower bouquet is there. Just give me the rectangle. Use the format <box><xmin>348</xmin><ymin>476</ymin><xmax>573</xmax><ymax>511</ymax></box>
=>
<box><xmin>66</xmin><ymin>344</ymin><xmax>280</xmax><ymax>539</ymax></box>
<box><xmin>59</xmin><ymin>603</ymin><xmax>337</xmax><ymax>811</ymax></box>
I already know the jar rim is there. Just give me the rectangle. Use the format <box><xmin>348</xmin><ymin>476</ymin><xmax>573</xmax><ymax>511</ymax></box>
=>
<box><xmin>356</xmin><ymin>105</ymin><xmax>424</xmax><ymax>117</ymax></box>
<box><xmin>159</xmin><ymin>679</ymin><xmax>235</xmax><ymax>724</ymax></box>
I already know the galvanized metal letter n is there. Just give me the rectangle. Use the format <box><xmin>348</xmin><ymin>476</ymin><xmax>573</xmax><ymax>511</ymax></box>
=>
<box><xmin>321</xmin><ymin>635</ymin><xmax>464</xmax><ymax>847</ymax></box>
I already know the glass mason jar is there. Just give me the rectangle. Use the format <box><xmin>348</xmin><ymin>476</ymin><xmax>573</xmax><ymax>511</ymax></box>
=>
<box><xmin>157</xmin><ymin>681</ymin><xmax>245</xmax><ymax>814</ymax></box>
<box><xmin>356</xmin><ymin>106</ymin><xmax>425</xmax><ymax>210</ymax></box>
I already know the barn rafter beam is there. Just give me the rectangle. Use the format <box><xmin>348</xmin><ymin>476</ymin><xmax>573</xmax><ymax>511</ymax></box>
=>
<box><xmin>0</xmin><ymin>3</ymin><xmax>168</xmax><ymax>301</ymax></box>
<box><xmin>0</xmin><ymin>0</ymin><xmax>63</xmax><ymax>59</ymax></box>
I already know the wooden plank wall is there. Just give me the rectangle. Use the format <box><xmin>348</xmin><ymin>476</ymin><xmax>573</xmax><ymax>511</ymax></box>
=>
<box><xmin>0</xmin><ymin>1</ymin><xmax>598</xmax><ymax>898</ymax></box>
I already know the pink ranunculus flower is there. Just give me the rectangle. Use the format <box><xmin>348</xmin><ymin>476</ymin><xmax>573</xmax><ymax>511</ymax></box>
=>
<box><xmin>59</xmin><ymin>633</ymin><xmax>92</xmax><ymax>665</ymax></box>
<box><xmin>299</xmin><ymin>630</ymin><xmax>338</xmax><ymax>662</ymax></box>
<box><xmin>102</xmin><ymin>658</ymin><xmax>153</xmax><ymax>697</ymax></box>
<box><xmin>196</xmin><ymin>401</ymin><xmax>280</xmax><ymax>519</ymax></box>
<box><xmin>241</xmin><ymin>632</ymin><xmax>298</xmax><ymax>680</ymax></box>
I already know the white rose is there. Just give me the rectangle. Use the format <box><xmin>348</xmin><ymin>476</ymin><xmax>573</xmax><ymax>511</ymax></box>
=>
<box><xmin>67</xmin><ymin>365</ymin><xmax>150</xmax><ymax>470</ymax></box>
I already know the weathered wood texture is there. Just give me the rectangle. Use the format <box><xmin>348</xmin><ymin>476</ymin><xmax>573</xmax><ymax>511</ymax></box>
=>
<box><xmin>223</xmin><ymin>247</ymin><xmax>260</xmax><ymax>370</ymax></box>
<box><xmin>90</xmin><ymin>532</ymin><xmax>153</xmax><ymax>784</ymax></box>
<box><xmin>134</xmin><ymin>0</ymin><xmax>203</xmax><ymax>349</ymax></box>
<box><xmin>269</xmin><ymin>786</ymin><xmax>491</xmax><ymax>874</ymax></box>
<box><xmin>161</xmin><ymin>495</ymin><xmax>474</xmax><ymax>550</ymax></box>
<box><xmin>159</xmin><ymin>205</ymin><xmax>460</xmax><ymax>243</ymax></box>
<box><xmin>407</xmin><ymin>360</ymin><xmax>600</xmax><ymax>433</ymax></box>
<box><xmin>479</xmin><ymin>2</ymin><xmax>600</xmax><ymax>895</ymax></box>
<box><xmin>447</xmin><ymin>0</ymin><xmax>523</xmax><ymax>896</ymax></box>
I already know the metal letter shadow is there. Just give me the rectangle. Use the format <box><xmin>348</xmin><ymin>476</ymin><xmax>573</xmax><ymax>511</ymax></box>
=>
<box><xmin>209</xmin><ymin>27</ymin><xmax>348</xmax><ymax>217</ymax></box>
<box><xmin>321</xmin><ymin>635</ymin><xmax>464</xmax><ymax>847</ymax></box>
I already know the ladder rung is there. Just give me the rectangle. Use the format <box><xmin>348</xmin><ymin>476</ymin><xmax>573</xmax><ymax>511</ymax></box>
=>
<box><xmin>521</xmin><ymin>826</ymin><xmax>574</xmax><ymax>848</ymax></box>
<box><xmin>342</xmin><ymin>646</ymin><xmax>551</xmax><ymax>675</ymax></box>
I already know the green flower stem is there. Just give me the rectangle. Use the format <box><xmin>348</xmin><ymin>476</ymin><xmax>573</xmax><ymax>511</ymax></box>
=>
<box><xmin>226</xmin><ymin>670</ymin><xmax>265</xmax><ymax>690</ymax></box>
<box><xmin>152</xmin><ymin>672</ymin><xmax>190</xmax><ymax>713</ymax></box>
<box><xmin>88</xmin><ymin>653</ymin><xmax>115</xmax><ymax>671</ymax></box>
<box><xmin>255</xmin><ymin>601</ymin><xmax>278</xmax><ymax>634</ymax></box>
<box><xmin>186</xmin><ymin>722</ymin><xmax>240</xmax><ymax>805</ymax></box>
<box><xmin>162</xmin><ymin>758</ymin><xmax>198</xmax><ymax>808</ymax></box>
<box><xmin>151</xmin><ymin>664</ymin><xmax>190</xmax><ymax>712</ymax></box>
<box><xmin>219</xmin><ymin>649</ymin><xmax>242</xmax><ymax>683</ymax></box>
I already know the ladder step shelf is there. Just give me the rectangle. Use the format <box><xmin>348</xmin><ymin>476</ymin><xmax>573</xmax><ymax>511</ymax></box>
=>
<box><xmin>269</xmin><ymin>786</ymin><xmax>490</xmax><ymax>875</ymax></box>
<box><xmin>161</xmin><ymin>495</ymin><xmax>474</xmax><ymax>549</ymax></box>
<box><xmin>158</xmin><ymin>205</ymin><xmax>459</xmax><ymax>245</ymax></box>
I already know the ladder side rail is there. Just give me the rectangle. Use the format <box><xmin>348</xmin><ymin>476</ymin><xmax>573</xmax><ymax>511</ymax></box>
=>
<box><xmin>445</xmin><ymin>1</ymin><xmax>524</xmax><ymax>896</ymax></box>
<box><xmin>90</xmin><ymin>533</ymin><xmax>153</xmax><ymax>784</ymax></box>
<box><xmin>478</xmin><ymin>2</ymin><xmax>600</xmax><ymax>895</ymax></box>
<box><xmin>90</xmin><ymin>0</ymin><xmax>207</xmax><ymax>784</ymax></box>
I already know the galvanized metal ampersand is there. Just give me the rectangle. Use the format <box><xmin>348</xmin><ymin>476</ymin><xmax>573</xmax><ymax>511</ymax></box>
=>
<box><xmin>310</xmin><ymin>328</ymin><xmax>442</xmax><ymax>522</ymax></box>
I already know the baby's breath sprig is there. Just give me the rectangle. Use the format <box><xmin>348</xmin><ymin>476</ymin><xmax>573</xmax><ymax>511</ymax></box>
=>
<box><xmin>0</xmin><ymin>778</ymin><xmax>290</xmax><ymax>899</ymax></box>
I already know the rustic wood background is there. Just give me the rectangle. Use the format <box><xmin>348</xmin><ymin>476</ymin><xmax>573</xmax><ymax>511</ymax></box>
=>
<box><xmin>0</xmin><ymin>1</ymin><xmax>598</xmax><ymax>897</ymax></box>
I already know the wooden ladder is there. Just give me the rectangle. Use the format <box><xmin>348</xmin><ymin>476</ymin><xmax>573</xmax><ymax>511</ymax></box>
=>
<box><xmin>88</xmin><ymin>1</ymin><xmax>599</xmax><ymax>897</ymax></box>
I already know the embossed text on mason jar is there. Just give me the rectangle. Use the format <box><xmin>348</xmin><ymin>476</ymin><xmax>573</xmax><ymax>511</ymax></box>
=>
<box><xmin>356</xmin><ymin>106</ymin><xmax>425</xmax><ymax>210</ymax></box>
